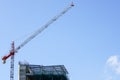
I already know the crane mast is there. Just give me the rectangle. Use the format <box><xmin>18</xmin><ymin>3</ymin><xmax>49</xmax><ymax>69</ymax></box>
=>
<box><xmin>2</xmin><ymin>3</ymin><xmax>74</xmax><ymax>80</ymax></box>
<box><xmin>10</xmin><ymin>42</ymin><xmax>15</xmax><ymax>80</ymax></box>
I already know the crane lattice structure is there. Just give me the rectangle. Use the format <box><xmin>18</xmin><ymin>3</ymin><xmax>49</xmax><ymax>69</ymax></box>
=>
<box><xmin>2</xmin><ymin>3</ymin><xmax>74</xmax><ymax>80</ymax></box>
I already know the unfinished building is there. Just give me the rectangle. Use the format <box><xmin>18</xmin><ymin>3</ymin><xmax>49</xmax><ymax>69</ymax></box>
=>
<box><xmin>19</xmin><ymin>63</ymin><xmax>69</xmax><ymax>80</ymax></box>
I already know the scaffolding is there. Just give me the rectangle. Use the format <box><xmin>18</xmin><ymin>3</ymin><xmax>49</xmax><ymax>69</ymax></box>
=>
<box><xmin>19</xmin><ymin>63</ymin><xmax>69</xmax><ymax>80</ymax></box>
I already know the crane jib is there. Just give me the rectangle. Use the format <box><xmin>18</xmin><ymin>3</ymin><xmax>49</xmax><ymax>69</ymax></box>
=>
<box><xmin>15</xmin><ymin>3</ymin><xmax>74</xmax><ymax>53</ymax></box>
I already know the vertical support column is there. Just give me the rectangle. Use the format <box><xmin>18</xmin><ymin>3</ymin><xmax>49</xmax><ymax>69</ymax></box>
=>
<box><xmin>19</xmin><ymin>64</ymin><xmax>26</xmax><ymax>80</ymax></box>
<box><xmin>10</xmin><ymin>41</ymin><xmax>15</xmax><ymax>80</ymax></box>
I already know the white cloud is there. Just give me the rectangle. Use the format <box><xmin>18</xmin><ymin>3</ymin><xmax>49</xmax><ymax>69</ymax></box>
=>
<box><xmin>106</xmin><ymin>55</ymin><xmax>120</xmax><ymax>75</ymax></box>
<box><xmin>116</xmin><ymin>66</ymin><xmax>120</xmax><ymax>74</ymax></box>
<box><xmin>103</xmin><ymin>55</ymin><xmax>120</xmax><ymax>80</ymax></box>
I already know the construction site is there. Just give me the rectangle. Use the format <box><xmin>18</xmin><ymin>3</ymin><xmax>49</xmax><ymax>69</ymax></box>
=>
<box><xmin>2</xmin><ymin>2</ymin><xmax>74</xmax><ymax>80</ymax></box>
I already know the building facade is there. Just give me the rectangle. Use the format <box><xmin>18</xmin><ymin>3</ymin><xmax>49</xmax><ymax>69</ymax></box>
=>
<box><xmin>19</xmin><ymin>63</ymin><xmax>69</xmax><ymax>80</ymax></box>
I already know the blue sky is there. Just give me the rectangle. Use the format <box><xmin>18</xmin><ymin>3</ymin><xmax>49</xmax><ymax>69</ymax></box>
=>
<box><xmin>0</xmin><ymin>0</ymin><xmax>120</xmax><ymax>80</ymax></box>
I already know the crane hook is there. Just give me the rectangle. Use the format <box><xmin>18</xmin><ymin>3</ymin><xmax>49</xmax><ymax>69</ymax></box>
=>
<box><xmin>2</xmin><ymin>60</ymin><xmax>6</xmax><ymax>64</ymax></box>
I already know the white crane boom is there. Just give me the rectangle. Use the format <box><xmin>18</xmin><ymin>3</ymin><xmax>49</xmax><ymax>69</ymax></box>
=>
<box><xmin>15</xmin><ymin>3</ymin><xmax>74</xmax><ymax>52</ymax></box>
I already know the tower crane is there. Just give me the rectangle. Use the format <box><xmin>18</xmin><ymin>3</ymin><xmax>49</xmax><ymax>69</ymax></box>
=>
<box><xmin>2</xmin><ymin>2</ymin><xmax>74</xmax><ymax>80</ymax></box>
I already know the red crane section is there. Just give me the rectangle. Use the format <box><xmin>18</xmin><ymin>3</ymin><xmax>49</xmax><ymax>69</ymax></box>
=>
<box><xmin>2</xmin><ymin>42</ymin><xmax>15</xmax><ymax>64</ymax></box>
